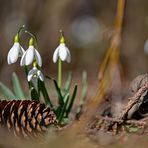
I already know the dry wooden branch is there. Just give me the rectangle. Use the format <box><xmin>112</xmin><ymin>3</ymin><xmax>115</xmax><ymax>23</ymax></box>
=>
<box><xmin>118</xmin><ymin>83</ymin><xmax>148</xmax><ymax>120</ymax></box>
<box><xmin>89</xmin><ymin>83</ymin><xmax>148</xmax><ymax>134</ymax></box>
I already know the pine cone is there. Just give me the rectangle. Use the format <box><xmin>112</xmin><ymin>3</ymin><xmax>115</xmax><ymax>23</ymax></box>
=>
<box><xmin>0</xmin><ymin>100</ymin><xmax>57</xmax><ymax>138</ymax></box>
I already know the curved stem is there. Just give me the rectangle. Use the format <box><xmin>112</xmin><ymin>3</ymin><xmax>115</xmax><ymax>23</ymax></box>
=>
<box><xmin>18</xmin><ymin>25</ymin><xmax>26</xmax><ymax>35</ymax></box>
<box><xmin>59</xmin><ymin>29</ymin><xmax>65</xmax><ymax>44</ymax></box>
<box><xmin>25</xmin><ymin>30</ymin><xmax>38</xmax><ymax>48</ymax></box>
<box><xmin>59</xmin><ymin>29</ymin><xmax>64</xmax><ymax>37</ymax></box>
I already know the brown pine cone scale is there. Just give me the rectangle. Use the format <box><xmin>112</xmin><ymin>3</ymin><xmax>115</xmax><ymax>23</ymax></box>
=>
<box><xmin>0</xmin><ymin>100</ymin><xmax>57</xmax><ymax>138</ymax></box>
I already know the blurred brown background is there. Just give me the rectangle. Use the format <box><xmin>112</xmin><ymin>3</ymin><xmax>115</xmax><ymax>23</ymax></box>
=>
<box><xmin>0</xmin><ymin>0</ymin><xmax>148</xmax><ymax>94</ymax></box>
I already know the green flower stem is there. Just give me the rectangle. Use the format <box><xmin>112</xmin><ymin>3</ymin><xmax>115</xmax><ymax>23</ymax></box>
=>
<box><xmin>18</xmin><ymin>25</ymin><xmax>25</xmax><ymax>35</ymax></box>
<box><xmin>25</xmin><ymin>30</ymin><xmax>38</xmax><ymax>49</ymax></box>
<box><xmin>58</xmin><ymin>58</ymin><xmax>62</xmax><ymax>89</ymax></box>
<box><xmin>14</xmin><ymin>25</ymin><xmax>26</xmax><ymax>43</ymax></box>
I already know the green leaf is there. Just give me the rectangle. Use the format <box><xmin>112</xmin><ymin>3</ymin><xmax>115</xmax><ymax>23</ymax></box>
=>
<box><xmin>66</xmin><ymin>84</ymin><xmax>77</xmax><ymax>117</ymax></box>
<box><xmin>61</xmin><ymin>118</ymin><xmax>69</xmax><ymax>125</ymax></box>
<box><xmin>24</xmin><ymin>66</ymin><xmax>29</xmax><ymax>75</ymax></box>
<box><xmin>80</xmin><ymin>71</ymin><xmax>87</xmax><ymax>101</ymax></box>
<box><xmin>53</xmin><ymin>79</ymin><xmax>64</xmax><ymax>106</ymax></box>
<box><xmin>124</xmin><ymin>124</ymin><xmax>139</xmax><ymax>133</ymax></box>
<box><xmin>58</xmin><ymin>93</ymin><xmax>69</xmax><ymax>124</ymax></box>
<box><xmin>55</xmin><ymin>106</ymin><xmax>61</xmax><ymax>118</ymax></box>
<box><xmin>46</xmin><ymin>76</ymin><xmax>64</xmax><ymax>106</ymax></box>
<box><xmin>45</xmin><ymin>75</ymin><xmax>53</xmax><ymax>80</ymax></box>
<box><xmin>38</xmin><ymin>80</ymin><xmax>53</xmax><ymax>108</ymax></box>
<box><xmin>0</xmin><ymin>82</ymin><xmax>16</xmax><ymax>99</ymax></box>
<box><xmin>63</xmin><ymin>72</ymin><xmax>72</xmax><ymax>97</ymax></box>
<box><xmin>12</xmin><ymin>72</ymin><xmax>25</xmax><ymax>99</ymax></box>
<box><xmin>76</xmin><ymin>71</ymin><xmax>87</xmax><ymax>118</ymax></box>
<box><xmin>30</xmin><ymin>87</ymin><xmax>39</xmax><ymax>101</ymax></box>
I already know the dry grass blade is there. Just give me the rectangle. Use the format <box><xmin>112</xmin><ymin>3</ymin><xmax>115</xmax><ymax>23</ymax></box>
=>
<box><xmin>69</xmin><ymin>0</ymin><xmax>126</xmax><ymax>134</ymax></box>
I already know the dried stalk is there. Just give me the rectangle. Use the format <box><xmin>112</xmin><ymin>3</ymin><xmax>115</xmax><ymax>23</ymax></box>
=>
<box><xmin>69</xmin><ymin>0</ymin><xmax>126</xmax><ymax>134</ymax></box>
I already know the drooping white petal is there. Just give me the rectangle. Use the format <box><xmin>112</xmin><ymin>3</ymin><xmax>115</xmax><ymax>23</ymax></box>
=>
<box><xmin>53</xmin><ymin>46</ymin><xmax>59</xmax><ymax>63</ymax></box>
<box><xmin>53</xmin><ymin>42</ymin><xmax>71</xmax><ymax>63</ymax></box>
<box><xmin>7</xmin><ymin>52</ymin><xmax>11</xmax><ymax>64</ymax></box>
<box><xmin>27</xmin><ymin>67</ymin><xmax>38</xmax><ymax>81</ymax></box>
<box><xmin>59</xmin><ymin>43</ymin><xmax>68</xmax><ymax>61</ymax></box>
<box><xmin>7</xmin><ymin>43</ymin><xmax>20</xmax><ymax>64</ymax></box>
<box><xmin>65</xmin><ymin>47</ymin><xmax>71</xmax><ymax>63</ymax></box>
<box><xmin>7</xmin><ymin>50</ymin><xmax>12</xmax><ymax>64</ymax></box>
<box><xmin>27</xmin><ymin>67</ymin><xmax>44</xmax><ymax>91</ymax></box>
<box><xmin>34</xmin><ymin>49</ymin><xmax>42</xmax><ymax>67</ymax></box>
<box><xmin>19</xmin><ymin>45</ymin><xmax>25</xmax><ymax>57</ymax></box>
<box><xmin>27</xmin><ymin>72</ymin><xmax>34</xmax><ymax>82</ymax></box>
<box><xmin>37</xmin><ymin>70</ymin><xmax>44</xmax><ymax>81</ymax></box>
<box><xmin>20</xmin><ymin>52</ymin><xmax>26</xmax><ymax>66</ymax></box>
<box><xmin>25</xmin><ymin>46</ymin><xmax>35</xmax><ymax>66</ymax></box>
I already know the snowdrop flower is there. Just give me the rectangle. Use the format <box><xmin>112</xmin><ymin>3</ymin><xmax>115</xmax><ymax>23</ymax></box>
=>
<box><xmin>27</xmin><ymin>66</ymin><xmax>44</xmax><ymax>90</ymax></box>
<box><xmin>53</xmin><ymin>30</ymin><xmax>71</xmax><ymax>88</ymax></box>
<box><xmin>20</xmin><ymin>38</ymin><xmax>42</xmax><ymax>67</ymax></box>
<box><xmin>7</xmin><ymin>34</ymin><xmax>25</xmax><ymax>64</ymax></box>
<box><xmin>27</xmin><ymin>66</ymin><xmax>44</xmax><ymax>82</ymax></box>
<box><xmin>53</xmin><ymin>32</ymin><xmax>71</xmax><ymax>63</ymax></box>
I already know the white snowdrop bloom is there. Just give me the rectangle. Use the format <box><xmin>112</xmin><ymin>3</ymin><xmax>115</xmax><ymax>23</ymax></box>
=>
<box><xmin>20</xmin><ymin>45</ymin><xmax>42</xmax><ymax>66</ymax></box>
<box><xmin>53</xmin><ymin>43</ymin><xmax>71</xmax><ymax>63</ymax></box>
<box><xmin>7</xmin><ymin>42</ymin><xmax>25</xmax><ymax>64</ymax></box>
<box><xmin>27</xmin><ymin>67</ymin><xmax>44</xmax><ymax>82</ymax></box>
<box><xmin>27</xmin><ymin>66</ymin><xmax>44</xmax><ymax>90</ymax></box>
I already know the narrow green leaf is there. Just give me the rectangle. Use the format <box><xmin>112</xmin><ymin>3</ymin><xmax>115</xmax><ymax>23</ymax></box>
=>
<box><xmin>62</xmin><ymin>118</ymin><xmax>69</xmax><ymax>125</ymax></box>
<box><xmin>58</xmin><ymin>93</ymin><xmax>69</xmax><ymax>124</ymax></box>
<box><xmin>53</xmin><ymin>79</ymin><xmax>64</xmax><ymax>106</ymax></box>
<box><xmin>46</xmin><ymin>76</ymin><xmax>64</xmax><ymax>102</ymax></box>
<box><xmin>38</xmin><ymin>80</ymin><xmax>53</xmax><ymax>108</ymax></box>
<box><xmin>45</xmin><ymin>75</ymin><xmax>64</xmax><ymax>109</ymax></box>
<box><xmin>63</xmin><ymin>72</ymin><xmax>72</xmax><ymax>97</ymax></box>
<box><xmin>55</xmin><ymin>106</ymin><xmax>61</xmax><ymax>118</ymax></box>
<box><xmin>45</xmin><ymin>75</ymin><xmax>53</xmax><ymax>80</ymax></box>
<box><xmin>12</xmin><ymin>72</ymin><xmax>25</xmax><ymax>99</ymax></box>
<box><xmin>76</xmin><ymin>71</ymin><xmax>87</xmax><ymax>119</ymax></box>
<box><xmin>46</xmin><ymin>76</ymin><xmax>64</xmax><ymax>106</ymax></box>
<box><xmin>0</xmin><ymin>82</ymin><xmax>16</xmax><ymax>99</ymax></box>
<box><xmin>66</xmin><ymin>84</ymin><xmax>77</xmax><ymax>117</ymax></box>
<box><xmin>80</xmin><ymin>71</ymin><xmax>87</xmax><ymax>101</ymax></box>
<box><xmin>30</xmin><ymin>87</ymin><xmax>39</xmax><ymax>101</ymax></box>
<box><xmin>24</xmin><ymin>66</ymin><xmax>29</xmax><ymax>76</ymax></box>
